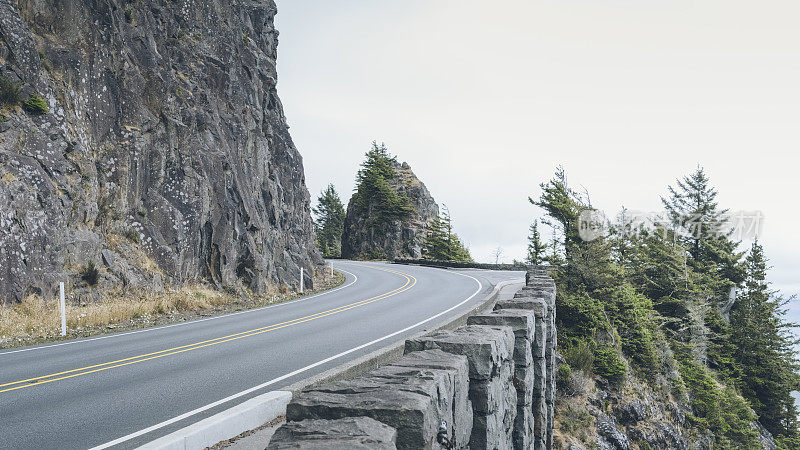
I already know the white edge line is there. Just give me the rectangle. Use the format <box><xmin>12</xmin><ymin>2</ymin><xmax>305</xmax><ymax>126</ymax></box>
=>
<box><xmin>91</xmin><ymin>269</ymin><xmax>497</xmax><ymax>450</ymax></box>
<box><xmin>0</xmin><ymin>269</ymin><xmax>358</xmax><ymax>357</ymax></box>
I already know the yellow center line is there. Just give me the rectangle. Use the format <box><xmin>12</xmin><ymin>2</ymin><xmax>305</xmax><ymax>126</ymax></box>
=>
<box><xmin>0</xmin><ymin>265</ymin><xmax>416</xmax><ymax>394</ymax></box>
<box><xmin>0</xmin><ymin>268</ymin><xmax>409</xmax><ymax>389</ymax></box>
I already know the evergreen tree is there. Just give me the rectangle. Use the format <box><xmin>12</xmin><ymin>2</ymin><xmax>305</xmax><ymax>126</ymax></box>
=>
<box><xmin>423</xmin><ymin>205</ymin><xmax>472</xmax><ymax>262</ymax></box>
<box><xmin>531</xmin><ymin>167</ymin><xmax>619</xmax><ymax>294</ymax></box>
<box><xmin>729</xmin><ymin>240</ymin><xmax>800</xmax><ymax>442</ymax></box>
<box><xmin>526</xmin><ymin>220</ymin><xmax>546</xmax><ymax>265</ymax></box>
<box><xmin>313</xmin><ymin>184</ymin><xmax>346</xmax><ymax>258</ymax></box>
<box><xmin>661</xmin><ymin>167</ymin><xmax>746</xmax><ymax>374</ymax></box>
<box><xmin>351</xmin><ymin>142</ymin><xmax>414</xmax><ymax>231</ymax></box>
<box><xmin>544</xmin><ymin>228</ymin><xmax>565</xmax><ymax>267</ymax></box>
<box><xmin>661</xmin><ymin>166</ymin><xmax>745</xmax><ymax>295</ymax></box>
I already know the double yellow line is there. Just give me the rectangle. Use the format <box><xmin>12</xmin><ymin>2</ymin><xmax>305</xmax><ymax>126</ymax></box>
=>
<box><xmin>0</xmin><ymin>266</ymin><xmax>416</xmax><ymax>394</ymax></box>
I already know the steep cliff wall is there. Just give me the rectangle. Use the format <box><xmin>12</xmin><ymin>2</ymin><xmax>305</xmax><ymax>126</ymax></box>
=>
<box><xmin>341</xmin><ymin>160</ymin><xmax>438</xmax><ymax>260</ymax></box>
<box><xmin>0</xmin><ymin>0</ymin><xmax>320</xmax><ymax>303</ymax></box>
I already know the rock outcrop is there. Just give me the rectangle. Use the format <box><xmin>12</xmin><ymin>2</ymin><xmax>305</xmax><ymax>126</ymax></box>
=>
<box><xmin>341</xmin><ymin>161</ymin><xmax>438</xmax><ymax>260</ymax></box>
<box><xmin>0</xmin><ymin>0</ymin><xmax>320</xmax><ymax>303</ymax></box>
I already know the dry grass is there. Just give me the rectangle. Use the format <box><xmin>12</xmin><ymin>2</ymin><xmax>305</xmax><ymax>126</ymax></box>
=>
<box><xmin>0</xmin><ymin>285</ymin><xmax>232</xmax><ymax>346</ymax></box>
<box><xmin>0</xmin><ymin>269</ymin><xmax>346</xmax><ymax>349</ymax></box>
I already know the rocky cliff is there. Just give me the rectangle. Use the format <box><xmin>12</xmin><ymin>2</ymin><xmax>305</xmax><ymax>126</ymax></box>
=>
<box><xmin>341</xmin><ymin>160</ymin><xmax>437</xmax><ymax>260</ymax></box>
<box><xmin>0</xmin><ymin>0</ymin><xmax>321</xmax><ymax>303</ymax></box>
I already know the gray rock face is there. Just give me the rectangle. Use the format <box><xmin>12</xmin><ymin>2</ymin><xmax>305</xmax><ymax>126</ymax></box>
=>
<box><xmin>0</xmin><ymin>0</ymin><xmax>320</xmax><ymax>303</ymax></box>
<box><xmin>286</xmin><ymin>350</ymin><xmax>471</xmax><ymax>449</ymax></box>
<box><xmin>597</xmin><ymin>413</ymin><xmax>630</xmax><ymax>450</ymax></box>
<box><xmin>627</xmin><ymin>422</ymin><xmax>689</xmax><ymax>450</ymax></box>
<box><xmin>268</xmin><ymin>417</ymin><xmax>398</xmax><ymax>449</ymax></box>
<box><xmin>614</xmin><ymin>401</ymin><xmax>649</xmax><ymax>425</ymax></box>
<box><xmin>341</xmin><ymin>160</ymin><xmax>438</xmax><ymax>260</ymax></box>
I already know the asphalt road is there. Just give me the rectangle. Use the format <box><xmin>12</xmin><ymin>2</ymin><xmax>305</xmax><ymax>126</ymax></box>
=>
<box><xmin>0</xmin><ymin>261</ymin><xmax>523</xmax><ymax>449</ymax></box>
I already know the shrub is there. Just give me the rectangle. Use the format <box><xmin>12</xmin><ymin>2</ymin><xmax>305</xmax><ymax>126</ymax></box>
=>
<box><xmin>593</xmin><ymin>345</ymin><xmax>627</xmax><ymax>387</ymax></box>
<box><xmin>37</xmin><ymin>50</ymin><xmax>52</xmax><ymax>73</ymax></box>
<box><xmin>22</xmin><ymin>93</ymin><xmax>48</xmax><ymax>115</ymax></box>
<box><xmin>607</xmin><ymin>283</ymin><xmax>658</xmax><ymax>374</ymax></box>
<box><xmin>0</xmin><ymin>76</ymin><xmax>21</xmax><ymax>105</ymax></box>
<box><xmin>80</xmin><ymin>261</ymin><xmax>100</xmax><ymax>286</ymax></box>
<box><xmin>123</xmin><ymin>228</ymin><xmax>140</xmax><ymax>243</ymax></box>
<box><xmin>563</xmin><ymin>340</ymin><xmax>594</xmax><ymax>374</ymax></box>
<box><xmin>557</xmin><ymin>363</ymin><xmax>572</xmax><ymax>389</ymax></box>
<box><xmin>679</xmin><ymin>359</ymin><xmax>760</xmax><ymax>447</ymax></box>
<box><xmin>556</xmin><ymin>290</ymin><xmax>609</xmax><ymax>347</ymax></box>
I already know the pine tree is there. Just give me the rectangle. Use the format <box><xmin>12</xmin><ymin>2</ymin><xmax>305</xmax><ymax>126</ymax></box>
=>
<box><xmin>531</xmin><ymin>167</ymin><xmax>618</xmax><ymax>294</ymax></box>
<box><xmin>351</xmin><ymin>142</ymin><xmax>414</xmax><ymax>230</ymax></box>
<box><xmin>729</xmin><ymin>240</ymin><xmax>800</xmax><ymax>441</ymax></box>
<box><xmin>312</xmin><ymin>184</ymin><xmax>346</xmax><ymax>258</ymax></box>
<box><xmin>661</xmin><ymin>166</ymin><xmax>745</xmax><ymax>295</ymax></box>
<box><xmin>661</xmin><ymin>167</ymin><xmax>746</xmax><ymax>374</ymax></box>
<box><xmin>526</xmin><ymin>220</ymin><xmax>546</xmax><ymax>265</ymax></box>
<box><xmin>423</xmin><ymin>205</ymin><xmax>472</xmax><ymax>262</ymax></box>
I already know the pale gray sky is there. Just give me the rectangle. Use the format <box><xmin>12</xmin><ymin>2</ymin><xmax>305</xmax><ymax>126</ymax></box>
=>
<box><xmin>274</xmin><ymin>0</ymin><xmax>800</xmax><ymax>304</ymax></box>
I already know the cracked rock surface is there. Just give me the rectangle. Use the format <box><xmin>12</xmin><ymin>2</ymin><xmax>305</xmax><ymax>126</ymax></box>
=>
<box><xmin>0</xmin><ymin>0</ymin><xmax>321</xmax><ymax>303</ymax></box>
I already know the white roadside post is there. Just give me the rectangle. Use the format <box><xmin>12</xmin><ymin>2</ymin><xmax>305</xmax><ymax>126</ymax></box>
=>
<box><xmin>59</xmin><ymin>282</ymin><xmax>66</xmax><ymax>336</ymax></box>
<box><xmin>299</xmin><ymin>267</ymin><xmax>304</xmax><ymax>294</ymax></box>
<box><xmin>330</xmin><ymin>262</ymin><xmax>333</xmax><ymax>278</ymax></box>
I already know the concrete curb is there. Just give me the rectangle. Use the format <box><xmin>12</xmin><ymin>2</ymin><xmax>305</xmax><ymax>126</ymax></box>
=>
<box><xmin>283</xmin><ymin>278</ymin><xmax>523</xmax><ymax>394</ymax></box>
<box><xmin>136</xmin><ymin>390</ymin><xmax>291</xmax><ymax>450</ymax></box>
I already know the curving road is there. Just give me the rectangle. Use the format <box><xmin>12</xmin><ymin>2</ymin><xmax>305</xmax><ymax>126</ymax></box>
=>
<box><xmin>0</xmin><ymin>261</ymin><xmax>523</xmax><ymax>450</ymax></box>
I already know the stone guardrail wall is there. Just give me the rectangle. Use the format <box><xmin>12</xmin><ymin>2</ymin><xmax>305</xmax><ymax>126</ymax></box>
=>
<box><xmin>391</xmin><ymin>259</ymin><xmax>532</xmax><ymax>271</ymax></box>
<box><xmin>268</xmin><ymin>269</ymin><xmax>557</xmax><ymax>449</ymax></box>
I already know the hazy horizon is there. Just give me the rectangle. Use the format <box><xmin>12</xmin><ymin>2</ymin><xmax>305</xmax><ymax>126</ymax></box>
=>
<box><xmin>274</xmin><ymin>0</ymin><xmax>800</xmax><ymax>306</ymax></box>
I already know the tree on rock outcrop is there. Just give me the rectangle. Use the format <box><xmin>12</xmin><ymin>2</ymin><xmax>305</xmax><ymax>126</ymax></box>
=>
<box><xmin>423</xmin><ymin>205</ymin><xmax>472</xmax><ymax>262</ymax></box>
<box><xmin>313</xmin><ymin>184</ymin><xmax>346</xmax><ymax>258</ymax></box>
<box><xmin>341</xmin><ymin>142</ymin><xmax>438</xmax><ymax>260</ymax></box>
<box><xmin>351</xmin><ymin>142</ymin><xmax>414</xmax><ymax>228</ymax></box>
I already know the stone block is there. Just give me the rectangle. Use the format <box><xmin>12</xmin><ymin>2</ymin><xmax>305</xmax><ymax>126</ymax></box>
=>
<box><xmin>405</xmin><ymin>326</ymin><xmax>514</xmax><ymax>381</ymax></box>
<box><xmin>268</xmin><ymin>417</ymin><xmax>397</xmax><ymax>449</ymax></box>
<box><xmin>287</xmin><ymin>354</ymin><xmax>461</xmax><ymax>449</ymax></box>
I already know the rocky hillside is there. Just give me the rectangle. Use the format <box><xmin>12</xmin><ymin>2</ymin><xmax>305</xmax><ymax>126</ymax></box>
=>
<box><xmin>341</xmin><ymin>157</ymin><xmax>438</xmax><ymax>260</ymax></box>
<box><xmin>0</xmin><ymin>0</ymin><xmax>321</xmax><ymax>303</ymax></box>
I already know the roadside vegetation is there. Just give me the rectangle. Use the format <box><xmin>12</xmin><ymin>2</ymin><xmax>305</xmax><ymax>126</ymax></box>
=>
<box><xmin>313</xmin><ymin>184</ymin><xmax>346</xmax><ymax>258</ymax></box>
<box><xmin>538</xmin><ymin>166</ymin><xmax>800</xmax><ymax>448</ymax></box>
<box><xmin>0</xmin><ymin>270</ymin><xmax>345</xmax><ymax>350</ymax></box>
<box><xmin>422</xmin><ymin>204</ymin><xmax>472</xmax><ymax>262</ymax></box>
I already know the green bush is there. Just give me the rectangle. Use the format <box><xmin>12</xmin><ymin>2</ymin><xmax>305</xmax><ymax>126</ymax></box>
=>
<box><xmin>557</xmin><ymin>363</ymin><xmax>572</xmax><ymax>389</ymax></box>
<box><xmin>0</xmin><ymin>76</ymin><xmax>21</xmax><ymax>105</ymax></box>
<box><xmin>593</xmin><ymin>346</ymin><xmax>627</xmax><ymax>387</ymax></box>
<box><xmin>607</xmin><ymin>283</ymin><xmax>658</xmax><ymax>374</ymax></box>
<box><xmin>563</xmin><ymin>340</ymin><xmax>594</xmax><ymax>374</ymax></box>
<box><xmin>22</xmin><ymin>93</ymin><xmax>48</xmax><ymax>115</ymax></box>
<box><xmin>556</xmin><ymin>290</ymin><xmax>609</xmax><ymax>347</ymax></box>
<box><xmin>679</xmin><ymin>360</ymin><xmax>760</xmax><ymax>448</ymax></box>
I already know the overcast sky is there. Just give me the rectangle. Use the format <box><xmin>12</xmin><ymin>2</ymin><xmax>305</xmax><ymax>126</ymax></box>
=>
<box><xmin>273</xmin><ymin>0</ymin><xmax>799</xmax><ymax>304</ymax></box>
